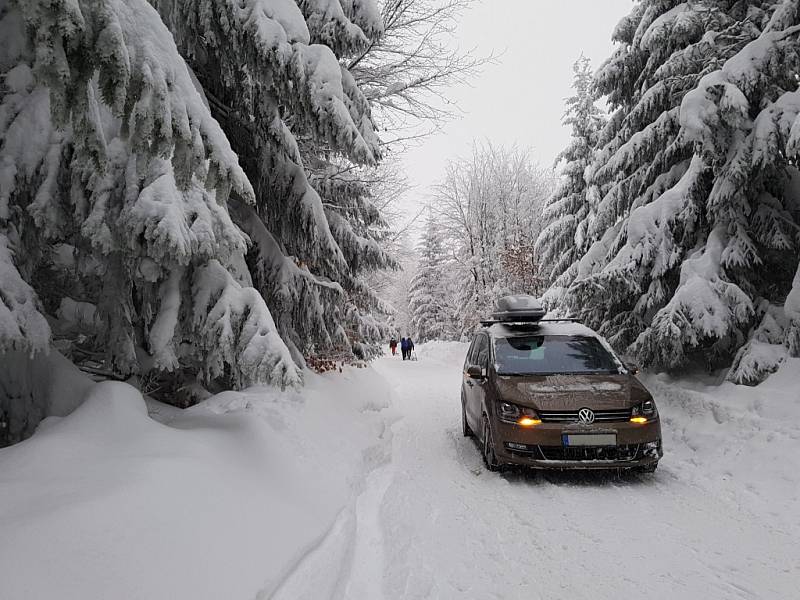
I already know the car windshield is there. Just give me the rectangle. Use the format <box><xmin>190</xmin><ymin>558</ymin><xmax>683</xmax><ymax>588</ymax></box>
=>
<box><xmin>493</xmin><ymin>335</ymin><xmax>620</xmax><ymax>375</ymax></box>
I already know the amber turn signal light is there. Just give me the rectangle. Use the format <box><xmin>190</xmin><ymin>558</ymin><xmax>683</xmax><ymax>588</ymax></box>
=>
<box><xmin>630</xmin><ymin>416</ymin><xmax>649</xmax><ymax>424</ymax></box>
<box><xmin>518</xmin><ymin>417</ymin><xmax>542</xmax><ymax>427</ymax></box>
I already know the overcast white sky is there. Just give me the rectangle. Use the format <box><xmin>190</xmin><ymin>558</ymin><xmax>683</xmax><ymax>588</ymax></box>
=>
<box><xmin>398</xmin><ymin>0</ymin><xmax>632</xmax><ymax>215</ymax></box>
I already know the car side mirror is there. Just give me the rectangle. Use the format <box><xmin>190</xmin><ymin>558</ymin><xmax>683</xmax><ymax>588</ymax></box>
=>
<box><xmin>466</xmin><ymin>365</ymin><xmax>485</xmax><ymax>379</ymax></box>
<box><xmin>625</xmin><ymin>361</ymin><xmax>640</xmax><ymax>375</ymax></box>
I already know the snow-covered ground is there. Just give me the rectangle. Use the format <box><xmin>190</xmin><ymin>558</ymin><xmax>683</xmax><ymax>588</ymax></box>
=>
<box><xmin>0</xmin><ymin>367</ymin><xmax>394</xmax><ymax>600</ymax></box>
<box><xmin>1</xmin><ymin>342</ymin><xmax>799</xmax><ymax>599</ymax></box>
<box><xmin>364</xmin><ymin>343</ymin><xmax>800</xmax><ymax>599</ymax></box>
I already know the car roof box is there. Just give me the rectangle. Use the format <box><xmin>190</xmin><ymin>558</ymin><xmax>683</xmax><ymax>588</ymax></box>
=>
<box><xmin>490</xmin><ymin>295</ymin><xmax>546</xmax><ymax>323</ymax></box>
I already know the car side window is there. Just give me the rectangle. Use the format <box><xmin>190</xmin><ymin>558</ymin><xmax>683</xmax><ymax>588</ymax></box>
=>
<box><xmin>475</xmin><ymin>335</ymin><xmax>490</xmax><ymax>369</ymax></box>
<box><xmin>465</xmin><ymin>338</ymin><xmax>478</xmax><ymax>368</ymax></box>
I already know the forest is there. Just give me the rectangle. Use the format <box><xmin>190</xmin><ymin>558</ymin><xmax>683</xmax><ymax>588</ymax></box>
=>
<box><xmin>407</xmin><ymin>0</ymin><xmax>800</xmax><ymax>390</ymax></box>
<box><xmin>2</xmin><ymin>2</ymin><xmax>800</xmax><ymax>599</ymax></box>
<box><xmin>2</xmin><ymin>0</ymin><xmax>800</xmax><ymax>438</ymax></box>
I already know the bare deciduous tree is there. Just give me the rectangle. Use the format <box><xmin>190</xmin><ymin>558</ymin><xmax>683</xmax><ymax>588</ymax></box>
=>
<box><xmin>348</xmin><ymin>1</ymin><xmax>495</xmax><ymax>333</ymax></box>
<box><xmin>349</xmin><ymin>0</ymin><xmax>496</xmax><ymax>151</ymax></box>
<box><xmin>433</xmin><ymin>142</ymin><xmax>555</xmax><ymax>334</ymax></box>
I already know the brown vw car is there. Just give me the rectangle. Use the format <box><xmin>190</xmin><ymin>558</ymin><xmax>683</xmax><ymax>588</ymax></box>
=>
<box><xmin>461</xmin><ymin>297</ymin><xmax>663</xmax><ymax>472</ymax></box>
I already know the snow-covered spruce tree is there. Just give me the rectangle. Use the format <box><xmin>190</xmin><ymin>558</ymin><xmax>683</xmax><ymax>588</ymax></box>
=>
<box><xmin>564</xmin><ymin>0</ymin><xmax>745</xmax><ymax>344</ymax></box>
<box><xmin>379</xmin><ymin>232</ymin><xmax>416</xmax><ymax>337</ymax></box>
<box><xmin>561</xmin><ymin>0</ymin><xmax>800</xmax><ymax>384</ymax></box>
<box><xmin>332</xmin><ymin>0</ymin><xmax>493</xmax><ymax>346</ymax></box>
<box><xmin>0</xmin><ymin>0</ymin><xmax>300</xmax><ymax>390</ymax></box>
<box><xmin>536</xmin><ymin>56</ymin><xmax>604</xmax><ymax>309</ymax></box>
<box><xmin>294</xmin><ymin>0</ymin><xmax>398</xmax><ymax>360</ymax></box>
<box><xmin>408</xmin><ymin>209</ymin><xmax>457</xmax><ymax>342</ymax></box>
<box><xmin>297</xmin><ymin>0</ymin><xmax>494</xmax><ymax>358</ymax></box>
<box><xmin>147</xmin><ymin>0</ymin><xmax>388</xmax><ymax>365</ymax></box>
<box><xmin>322</xmin><ymin>195</ymin><xmax>397</xmax><ymax>360</ymax></box>
<box><xmin>677</xmin><ymin>0</ymin><xmax>800</xmax><ymax>384</ymax></box>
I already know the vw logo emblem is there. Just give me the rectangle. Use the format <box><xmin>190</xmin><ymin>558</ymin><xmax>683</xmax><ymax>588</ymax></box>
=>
<box><xmin>578</xmin><ymin>408</ymin><xmax>595</xmax><ymax>424</ymax></box>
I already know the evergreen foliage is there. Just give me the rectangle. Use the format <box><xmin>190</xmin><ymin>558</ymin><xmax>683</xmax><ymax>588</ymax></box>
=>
<box><xmin>0</xmin><ymin>0</ymin><xmax>302</xmax><ymax>386</ymax></box>
<box><xmin>536</xmin><ymin>56</ymin><xmax>605</xmax><ymax>308</ymax></box>
<box><xmin>0</xmin><ymin>0</ymin><xmax>398</xmax><ymax>392</ymax></box>
<box><xmin>555</xmin><ymin>0</ymin><xmax>800</xmax><ymax>385</ymax></box>
<box><xmin>407</xmin><ymin>209</ymin><xmax>457</xmax><ymax>342</ymax></box>
<box><xmin>147</xmin><ymin>0</ymin><xmax>389</xmax><ymax>365</ymax></box>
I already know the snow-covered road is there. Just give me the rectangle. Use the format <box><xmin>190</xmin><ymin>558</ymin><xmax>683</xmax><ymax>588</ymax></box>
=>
<box><xmin>307</xmin><ymin>343</ymin><xmax>798</xmax><ymax>600</ymax></box>
<box><xmin>2</xmin><ymin>344</ymin><xmax>798</xmax><ymax>600</ymax></box>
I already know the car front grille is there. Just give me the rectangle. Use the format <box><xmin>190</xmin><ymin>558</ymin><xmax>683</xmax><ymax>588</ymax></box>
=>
<box><xmin>538</xmin><ymin>408</ymin><xmax>631</xmax><ymax>423</ymax></box>
<box><xmin>535</xmin><ymin>444</ymin><xmax>640</xmax><ymax>462</ymax></box>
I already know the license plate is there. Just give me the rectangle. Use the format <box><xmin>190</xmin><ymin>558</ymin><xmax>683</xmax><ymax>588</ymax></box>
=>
<box><xmin>563</xmin><ymin>433</ymin><xmax>616</xmax><ymax>447</ymax></box>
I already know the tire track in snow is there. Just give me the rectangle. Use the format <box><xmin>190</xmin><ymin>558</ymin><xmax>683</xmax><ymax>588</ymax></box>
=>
<box><xmin>342</xmin><ymin>461</ymin><xmax>394</xmax><ymax>599</ymax></box>
<box><xmin>259</xmin><ymin>506</ymin><xmax>356</xmax><ymax>600</ymax></box>
<box><xmin>260</xmin><ymin>414</ymin><xmax>398</xmax><ymax>599</ymax></box>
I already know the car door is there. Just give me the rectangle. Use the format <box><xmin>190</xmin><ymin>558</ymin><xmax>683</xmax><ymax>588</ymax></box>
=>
<box><xmin>464</xmin><ymin>333</ymin><xmax>489</xmax><ymax>433</ymax></box>
<box><xmin>462</xmin><ymin>337</ymin><xmax>478</xmax><ymax>430</ymax></box>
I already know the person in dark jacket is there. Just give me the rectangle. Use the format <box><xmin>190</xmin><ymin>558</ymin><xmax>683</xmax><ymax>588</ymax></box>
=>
<box><xmin>389</xmin><ymin>338</ymin><xmax>398</xmax><ymax>356</ymax></box>
<box><xmin>406</xmin><ymin>337</ymin><xmax>415</xmax><ymax>360</ymax></box>
<box><xmin>400</xmin><ymin>337</ymin><xmax>408</xmax><ymax>360</ymax></box>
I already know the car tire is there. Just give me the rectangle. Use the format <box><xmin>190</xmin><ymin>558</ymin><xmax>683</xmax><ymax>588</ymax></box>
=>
<box><xmin>482</xmin><ymin>415</ymin><xmax>501</xmax><ymax>472</ymax></box>
<box><xmin>462</xmin><ymin>397</ymin><xmax>473</xmax><ymax>438</ymax></box>
<box><xmin>638</xmin><ymin>462</ymin><xmax>658</xmax><ymax>474</ymax></box>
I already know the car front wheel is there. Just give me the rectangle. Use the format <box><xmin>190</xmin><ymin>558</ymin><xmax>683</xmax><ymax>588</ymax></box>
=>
<box><xmin>482</xmin><ymin>415</ymin><xmax>501</xmax><ymax>472</ymax></box>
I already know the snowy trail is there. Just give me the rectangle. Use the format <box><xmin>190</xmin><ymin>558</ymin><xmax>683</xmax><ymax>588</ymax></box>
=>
<box><xmin>333</xmin><ymin>344</ymin><xmax>799</xmax><ymax>600</ymax></box>
<box><xmin>6</xmin><ymin>349</ymin><xmax>796</xmax><ymax>600</ymax></box>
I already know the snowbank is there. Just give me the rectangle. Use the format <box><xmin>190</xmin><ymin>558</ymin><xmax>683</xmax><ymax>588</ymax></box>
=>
<box><xmin>641</xmin><ymin>358</ymin><xmax>800</xmax><ymax>519</ymax></box>
<box><xmin>0</xmin><ymin>367</ymin><xmax>394</xmax><ymax>600</ymax></box>
<box><xmin>4</xmin><ymin>342</ymin><xmax>798</xmax><ymax>599</ymax></box>
<box><xmin>0</xmin><ymin>349</ymin><xmax>94</xmax><ymax>446</ymax></box>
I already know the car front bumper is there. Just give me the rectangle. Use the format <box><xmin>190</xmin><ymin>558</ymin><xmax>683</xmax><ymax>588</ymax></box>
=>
<box><xmin>494</xmin><ymin>419</ymin><xmax>663</xmax><ymax>470</ymax></box>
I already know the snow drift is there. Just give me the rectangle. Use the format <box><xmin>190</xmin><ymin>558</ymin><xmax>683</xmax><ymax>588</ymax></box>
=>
<box><xmin>0</xmin><ymin>366</ymin><xmax>393</xmax><ymax>600</ymax></box>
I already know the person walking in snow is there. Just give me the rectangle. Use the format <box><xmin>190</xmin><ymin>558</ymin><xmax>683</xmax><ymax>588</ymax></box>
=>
<box><xmin>389</xmin><ymin>337</ymin><xmax>398</xmax><ymax>356</ymax></box>
<box><xmin>400</xmin><ymin>337</ymin><xmax>408</xmax><ymax>360</ymax></box>
<box><xmin>406</xmin><ymin>337</ymin><xmax>415</xmax><ymax>361</ymax></box>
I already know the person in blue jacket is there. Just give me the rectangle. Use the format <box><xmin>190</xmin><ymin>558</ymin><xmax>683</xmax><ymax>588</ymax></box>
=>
<box><xmin>400</xmin><ymin>337</ymin><xmax>408</xmax><ymax>360</ymax></box>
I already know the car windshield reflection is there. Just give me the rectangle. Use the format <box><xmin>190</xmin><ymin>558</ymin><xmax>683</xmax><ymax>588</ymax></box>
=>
<box><xmin>493</xmin><ymin>335</ymin><xmax>620</xmax><ymax>376</ymax></box>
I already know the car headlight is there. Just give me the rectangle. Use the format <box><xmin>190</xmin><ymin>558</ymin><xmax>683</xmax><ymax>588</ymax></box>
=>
<box><xmin>630</xmin><ymin>399</ymin><xmax>658</xmax><ymax>423</ymax></box>
<box><xmin>497</xmin><ymin>402</ymin><xmax>541</xmax><ymax>427</ymax></box>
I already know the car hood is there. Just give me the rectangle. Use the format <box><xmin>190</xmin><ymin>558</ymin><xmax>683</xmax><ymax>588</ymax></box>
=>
<box><xmin>493</xmin><ymin>373</ymin><xmax>650</xmax><ymax>411</ymax></box>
